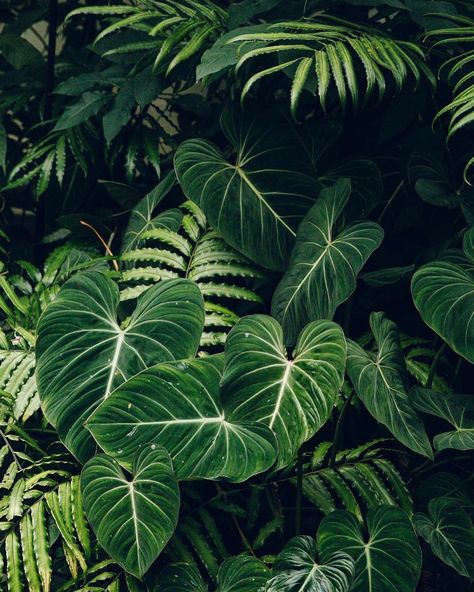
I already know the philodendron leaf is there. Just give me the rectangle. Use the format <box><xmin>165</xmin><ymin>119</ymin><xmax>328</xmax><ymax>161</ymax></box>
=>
<box><xmin>88</xmin><ymin>356</ymin><xmax>277</xmax><ymax>482</ymax></box>
<box><xmin>346</xmin><ymin>312</ymin><xmax>432</xmax><ymax>458</ymax></box>
<box><xmin>464</xmin><ymin>227</ymin><xmax>474</xmax><ymax>262</ymax></box>
<box><xmin>81</xmin><ymin>445</ymin><xmax>179</xmax><ymax>578</ymax></box>
<box><xmin>272</xmin><ymin>179</ymin><xmax>383</xmax><ymax>344</ymax></box>
<box><xmin>157</xmin><ymin>556</ymin><xmax>269</xmax><ymax>592</ymax></box>
<box><xmin>217</xmin><ymin>555</ymin><xmax>270</xmax><ymax>591</ymax></box>
<box><xmin>411</xmin><ymin>387</ymin><xmax>474</xmax><ymax>451</ymax></box>
<box><xmin>411</xmin><ymin>261</ymin><xmax>474</xmax><ymax>363</ymax></box>
<box><xmin>157</xmin><ymin>563</ymin><xmax>208</xmax><ymax>592</ymax></box>
<box><xmin>174</xmin><ymin>107</ymin><xmax>319</xmax><ymax>271</ymax></box>
<box><xmin>318</xmin><ymin>506</ymin><xmax>422</xmax><ymax>592</ymax></box>
<box><xmin>266</xmin><ymin>535</ymin><xmax>354</xmax><ymax>592</ymax></box>
<box><xmin>36</xmin><ymin>271</ymin><xmax>204</xmax><ymax>462</ymax></box>
<box><xmin>221</xmin><ymin>315</ymin><xmax>346</xmax><ymax>469</ymax></box>
<box><xmin>414</xmin><ymin>498</ymin><xmax>474</xmax><ymax>580</ymax></box>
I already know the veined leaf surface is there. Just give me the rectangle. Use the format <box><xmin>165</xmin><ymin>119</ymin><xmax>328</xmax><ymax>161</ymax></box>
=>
<box><xmin>36</xmin><ymin>271</ymin><xmax>204</xmax><ymax>462</ymax></box>
<box><xmin>272</xmin><ymin>179</ymin><xmax>383</xmax><ymax>344</ymax></box>
<box><xmin>412</xmin><ymin>387</ymin><xmax>474</xmax><ymax>451</ymax></box>
<box><xmin>174</xmin><ymin>107</ymin><xmax>318</xmax><ymax>271</ymax></box>
<box><xmin>221</xmin><ymin>315</ymin><xmax>346</xmax><ymax>468</ymax></box>
<box><xmin>266</xmin><ymin>535</ymin><xmax>354</xmax><ymax>592</ymax></box>
<box><xmin>411</xmin><ymin>261</ymin><xmax>474</xmax><ymax>363</ymax></box>
<box><xmin>318</xmin><ymin>506</ymin><xmax>421</xmax><ymax>592</ymax></box>
<box><xmin>87</xmin><ymin>356</ymin><xmax>277</xmax><ymax>482</ymax></box>
<box><xmin>415</xmin><ymin>498</ymin><xmax>474</xmax><ymax>580</ymax></box>
<box><xmin>81</xmin><ymin>446</ymin><xmax>179</xmax><ymax>578</ymax></box>
<box><xmin>346</xmin><ymin>312</ymin><xmax>432</xmax><ymax>458</ymax></box>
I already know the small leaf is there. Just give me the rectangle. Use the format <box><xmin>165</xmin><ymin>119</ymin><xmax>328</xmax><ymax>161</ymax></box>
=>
<box><xmin>54</xmin><ymin>92</ymin><xmax>110</xmax><ymax>131</ymax></box>
<box><xmin>415</xmin><ymin>498</ymin><xmax>474</xmax><ymax>580</ymax></box>
<box><xmin>81</xmin><ymin>446</ymin><xmax>179</xmax><ymax>578</ymax></box>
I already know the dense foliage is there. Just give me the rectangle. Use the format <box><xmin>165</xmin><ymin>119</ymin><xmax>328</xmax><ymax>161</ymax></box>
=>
<box><xmin>1</xmin><ymin>0</ymin><xmax>474</xmax><ymax>590</ymax></box>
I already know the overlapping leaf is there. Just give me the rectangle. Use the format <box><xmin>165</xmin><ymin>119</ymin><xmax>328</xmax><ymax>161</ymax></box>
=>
<box><xmin>412</xmin><ymin>260</ymin><xmax>474</xmax><ymax>363</ymax></box>
<box><xmin>415</xmin><ymin>498</ymin><xmax>474</xmax><ymax>580</ymax></box>
<box><xmin>346</xmin><ymin>312</ymin><xmax>432</xmax><ymax>457</ymax></box>
<box><xmin>81</xmin><ymin>446</ymin><xmax>179</xmax><ymax>578</ymax></box>
<box><xmin>174</xmin><ymin>107</ymin><xmax>319</xmax><ymax>271</ymax></box>
<box><xmin>266</xmin><ymin>535</ymin><xmax>354</xmax><ymax>592</ymax></box>
<box><xmin>272</xmin><ymin>179</ymin><xmax>383</xmax><ymax>344</ymax></box>
<box><xmin>221</xmin><ymin>315</ymin><xmax>346</xmax><ymax>468</ymax></box>
<box><xmin>36</xmin><ymin>271</ymin><xmax>204</xmax><ymax>461</ymax></box>
<box><xmin>318</xmin><ymin>506</ymin><xmax>421</xmax><ymax>592</ymax></box>
<box><xmin>412</xmin><ymin>387</ymin><xmax>474</xmax><ymax>451</ymax></box>
<box><xmin>87</xmin><ymin>356</ymin><xmax>277</xmax><ymax>482</ymax></box>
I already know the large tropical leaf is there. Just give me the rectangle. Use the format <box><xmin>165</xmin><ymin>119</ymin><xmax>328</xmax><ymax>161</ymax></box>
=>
<box><xmin>36</xmin><ymin>271</ymin><xmax>204</xmax><ymax>462</ymax></box>
<box><xmin>346</xmin><ymin>312</ymin><xmax>432</xmax><ymax>458</ymax></box>
<box><xmin>87</xmin><ymin>356</ymin><xmax>277</xmax><ymax>482</ymax></box>
<box><xmin>318</xmin><ymin>506</ymin><xmax>421</xmax><ymax>592</ymax></box>
<box><xmin>174</xmin><ymin>107</ymin><xmax>319</xmax><ymax>271</ymax></box>
<box><xmin>81</xmin><ymin>445</ymin><xmax>179</xmax><ymax>578</ymax></box>
<box><xmin>217</xmin><ymin>555</ymin><xmax>270</xmax><ymax>592</ymax></box>
<box><xmin>221</xmin><ymin>315</ymin><xmax>346</xmax><ymax>468</ymax></box>
<box><xmin>414</xmin><ymin>497</ymin><xmax>474</xmax><ymax>580</ymax></box>
<box><xmin>411</xmin><ymin>260</ymin><xmax>474</xmax><ymax>363</ymax></box>
<box><xmin>271</xmin><ymin>179</ymin><xmax>383</xmax><ymax>344</ymax></box>
<box><xmin>411</xmin><ymin>387</ymin><xmax>474</xmax><ymax>451</ymax></box>
<box><xmin>266</xmin><ymin>535</ymin><xmax>354</xmax><ymax>592</ymax></box>
<box><xmin>157</xmin><ymin>556</ymin><xmax>270</xmax><ymax>592</ymax></box>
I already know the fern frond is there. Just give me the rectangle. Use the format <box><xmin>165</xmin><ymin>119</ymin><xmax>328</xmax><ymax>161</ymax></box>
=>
<box><xmin>120</xmin><ymin>199</ymin><xmax>264</xmax><ymax>347</ymax></box>
<box><xmin>295</xmin><ymin>441</ymin><xmax>412</xmax><ymax>522</ymax></box>
<box><xmin>427</xmin><ymin>14</ymin><xmax>474</xmax><ymax>180</ymax></box>
<box><xmin>68</xmin><ymin>0</ymin><xmax>226</xmax><ymax>76</ymax></box>
<box><xmin>229</xmin><ymin>19</ymin><xmax>434</xmax><ymax>117</ymax></box>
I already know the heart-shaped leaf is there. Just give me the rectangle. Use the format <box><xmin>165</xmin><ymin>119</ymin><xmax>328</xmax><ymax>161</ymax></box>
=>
<box><xmin>346</xmin><ymin>312</ymin><xmax>432</xmax><ymax>458</ymax></box>
<box><xmin>414</xmin><ymin>498</ymin><xmax>474</xmax><ymax>580</ymax></box>
<box><xmin>87</xmin><ymin>356</ymin><xmax>277</xmax><ymax>482</ymax></box>
<box><xmin>411</xmin><ymin>261</ymin><xmax>474</xmax><ymax>363</ymax></box>
<box><xmin>318</xmin><ymin>506</ymin><xmax>421</xmax><ymax>592</ymax></box>
<box><xmin>36</xmin><ymin>271</ymin><xmax>204</xmax><ymax>462</ymax></box>
<box><xmin>221</xmin><ymin>315</ymin><xmax>346</xmax><ymax>468</ymax></box>
<box><xmin>217</xmin><ymin>555</ymin><xmax>270</xmax><ymax>592</ymax></box>
<box><xmin>266</xmin><ymin>535</ymin><xmax>354</xmax><ymax>592</ymax></box>
<box><xmin>411</xmin><ymin>387</ymin><xmax>474</xmax><ymax>451</ymax></box>
<box><xmin>174</xmin><ymin>107</ymin><xmax>318</xmax><ymax>271</ymax></box>
<box><xmin>81</xmin><ymin>445</ymin><xmax>179</xmax><ymax>578</ymax></box>
<box><xmin>272</xmin><ymin>179</ymin><xmax>383</xmax><ymax>344</ymax></box>
<box><xmin>157</xmin><ymin>556</ymin><xmax>270</xmax><ymax>592</ymax></box>
<box><xmin>157</xmin><ymin>563</ymin><xmax>208</xmax><ymax>592</ymax></box>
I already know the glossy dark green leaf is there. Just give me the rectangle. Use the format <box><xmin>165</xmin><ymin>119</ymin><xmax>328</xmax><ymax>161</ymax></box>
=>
<box><xmin>174</xmin><ymin>107</ymin><xmax>318</xmax><ymax>270</ymax></box>
<box><xmin>361</xmin><ymin>264</ymin><xmax>415</xmax><ymax>287</ymax></box>
<box><xmin>122</xmin><ymin>171</ymin><xmax>179</xmax><ymax>252</ymax></box>
<box><xmin>318</xmin><ymin>506</ymin><xmax>421</xmax><ymax>592</ymax></box>
<box><xmin>217</xmin><ymin>555</ymin><xmax>270</xmax><ymax>591</ymax></box>
<box><xmin>415</xmin><ymin>498</ymin><xmax>474</xmax><ymax>580</ymax></box>
<box><xmin>412</xmin><ymin>387</ymin><xmax>474</xmax><ymax>451</ymax></box>
<box><xmin>81</xmin><ymin>446</ymin><xmax>179</xmax><ymax>578</ymax></box>
<box><xmin>157</xmin><ymin>563</ymin><xmax>208</xmax><ymax>592</ymax></box>
<box><xmin>36</xmin><ymin>271</ymin><xmax>204</xmax><ymax>462</ymax></box>
<box><xmin>222</xmin><ymin>315</ymin><xmax>346</xmax><ymax>468</ymax></box>
<box><xmin>346</xmin><ymin>312</ymin><xmax>432</xmax><ymax>457</ymax></box>
<box><xmin>88</xmin><ymin>356</ymin><xmax>277</xmax><ymax>482</ymax></box>
<box><xmin>272</xmin><ymin>179</ymin><xmax>383</xmax><ymax>344</ymax></box>
<box><xmin>266</xmin><ymin>535</ymin><xmax>354</xmax><ymax>592</ymax></box>
<box><xmin>54</xmin><ymin>91</ymin><xmax>110</xmax><ymax>131</ymax></box>
<box><xmin>412</xmin><ymin>261</ymin><xmax>474</xmax><ymax>363</ymax></box>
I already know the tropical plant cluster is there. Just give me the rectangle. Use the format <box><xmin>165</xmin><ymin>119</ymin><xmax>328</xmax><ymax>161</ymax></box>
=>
<box><xmin>1</xmin><ymin>0</ymin><xmax>474</xmax><ymax>590</ymax></box>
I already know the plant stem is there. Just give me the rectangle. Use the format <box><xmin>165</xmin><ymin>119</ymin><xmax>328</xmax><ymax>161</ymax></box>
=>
<box><xmin>295</xmin><ymin>449</ymin><xmax>303</xmax><ymax>535</ymax></box>
<box><xmin>328</xmin><ymin>392</ymin><xmax>354</xmax><ymax>468</ymax></box>
<box><xmin>426</xmin><ymin>342</ymin><xmax>447</xmax><ymax>389</ymax></box>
